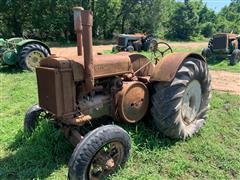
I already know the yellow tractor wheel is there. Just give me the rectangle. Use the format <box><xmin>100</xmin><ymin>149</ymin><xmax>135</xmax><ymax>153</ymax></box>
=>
<box><xmin>19</xmin><ymin>44</ymin><xmax>49</xmax><ymax>71</ymax></box>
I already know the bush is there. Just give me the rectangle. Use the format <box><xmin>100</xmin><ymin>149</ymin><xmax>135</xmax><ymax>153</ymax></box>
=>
<box><xmin>201</xmin><ymin>22</ymin><xmax>216</xmax><ymax>38</ymax></box>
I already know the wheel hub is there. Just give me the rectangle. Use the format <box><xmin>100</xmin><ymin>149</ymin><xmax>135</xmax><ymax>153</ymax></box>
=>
<box><xmin>26</xmin><ymin>50</ymin><xmax>45</xmax><ymax>70</ymax></box>
<box><xmin>88</xmin><ymin>141</ymin><xmax>124</xmax><ymax>179</ymax></box>
<box><xmin>181</xmin><ymin>80</ymin><xmax>202</xmax><ymax>125</ymax></box>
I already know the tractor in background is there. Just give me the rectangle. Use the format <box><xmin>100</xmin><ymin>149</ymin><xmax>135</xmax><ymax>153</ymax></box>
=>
<box><xmin>202</xmin><ymin>33</ymin><xmax>240</xmax><ymax>65</ymax></box>
<box><xmin>0</xmin><ymin>37</ymin><xmax>50</xmax><ymax>71</ymax></box>
<box><xmin>112</xmin><ymin>33</ymin><xmax>157</xmax><ymax>52</ymax></box>
<box><xmin>24</xmin><ymin>7</ymin><xmax>211</xmax><ymax>180</ymax></box>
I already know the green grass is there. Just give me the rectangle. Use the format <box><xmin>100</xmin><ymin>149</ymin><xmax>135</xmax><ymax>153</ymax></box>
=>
<box><xmin>104</xmin><ymin>48</ymin><xmax>240</xmax><ymax>73</ymax></box>
<box><xmin>0</xmin><ymin>67</ymin><xmax>240</xmax><ymax>179</ymax></box>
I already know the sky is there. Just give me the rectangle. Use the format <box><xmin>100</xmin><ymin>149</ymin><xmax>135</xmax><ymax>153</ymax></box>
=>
<box><xmin>177</xmin><ymin>0</ymin><xmax>232</xmax><ymax>12</ymax></box>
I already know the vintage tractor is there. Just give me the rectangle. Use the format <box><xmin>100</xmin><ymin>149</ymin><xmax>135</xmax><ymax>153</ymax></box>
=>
<box><xmin>202</xmin><ymin>33</ymin><xmax>240</xmax><ymax>65</ymax></box>
<box><xmin>24</xmin><ymin>7</ymin><xmax>211</xmax><ymax>180</ymax></box>
<box><xmin>112</xmin><ymin>33</ymin><xmax>157</xmax><ymax>52</ymax></box>
<box><xmin>0</xmin><ymin>37</ymin><xmax>50</xmax><ymax>71</ymax></box>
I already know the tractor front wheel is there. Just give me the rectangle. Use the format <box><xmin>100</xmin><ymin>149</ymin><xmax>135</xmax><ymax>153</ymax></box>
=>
<box><xmin>151</xmin><ymin>58</ymin><xmax>211</xmax><ymax>139</ymax></box>
<box><xmin>68</xmin><ymin>125</ymin><xmax>131</xmax><ymax>180</ymax></box>
<box><xmin>201</xmin><ymin>48</ymin><xmax>212</xmax><ymax>58</ymax></box>
<box><xmin>19</xmin><ymin>44</ymin><xmax>49</xmax><ymax>71</ymax></box>
<box><xmin>24</xmin><ymin>104</ymin><xmax>44</xmax><ymax>133</ymax></box>
<box><xmin>230</xmin><ymin>49</ymin><xmax>240</xmax><ymax>65</ymax></box>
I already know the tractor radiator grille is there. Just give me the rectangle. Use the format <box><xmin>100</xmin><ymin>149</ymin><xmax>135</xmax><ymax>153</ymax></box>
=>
<box><xmin>36</xmin><ymin>67</ymin><xmax>76</xmax><ymax>117</ymax></box>
<box><xmin>118</xmin><ymin>37</ymin><xmax>125</xmax><ymax>46</ymax></box>
<box><xmin>213</xmin><ymin>36</ymin><xmax>227</xmax><ymax>50</ymax></box>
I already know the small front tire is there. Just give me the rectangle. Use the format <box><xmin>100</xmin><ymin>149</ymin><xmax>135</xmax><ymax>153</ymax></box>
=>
<box><xmin>201</xmin><ymin>48</ymin><xmax>212</xmax><ymax>58</ymax></box>
<box><xmin>24</xmin><ymin>104</ymin><xmax>44</xmax><ymax>133</ymax></box>
<box><xmin>68</xmin><ymin>125</ymin><xmax>131</xmax><ymax>180</ymax></box>
<box><xmin>126</xmin><ymin>45</ymin><xmax>134</xmax><ymax>52</ymax></box>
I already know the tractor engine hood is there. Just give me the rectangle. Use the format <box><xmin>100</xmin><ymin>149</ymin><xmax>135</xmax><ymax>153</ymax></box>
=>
<box><xmin>39</xmin><ymin>54</ymin><xmax>132</xmax><ymax>82</ymax></box>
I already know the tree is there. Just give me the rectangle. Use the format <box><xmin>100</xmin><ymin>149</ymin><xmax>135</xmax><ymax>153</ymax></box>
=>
<box><xmin>216</xmin><ymin>0</ymin><xmax>240</xmax><ymax>33</ymax></box>
<box><xmin>166</xmin><ymin>2</ymin><xmax>199</xmax><ymax>40</ymax></box>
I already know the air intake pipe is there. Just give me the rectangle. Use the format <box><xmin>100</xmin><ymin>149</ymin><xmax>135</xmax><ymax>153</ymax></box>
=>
<box><xmin>73</xmin><ymin>7</ymin><xmax>94</xmax><ymax>93</ymax></box>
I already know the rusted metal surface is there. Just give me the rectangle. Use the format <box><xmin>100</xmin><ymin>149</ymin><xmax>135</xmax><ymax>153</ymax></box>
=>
<box><xmin>116</xmin><ymin>81</ymin><xmax>149</xmax><ymax>123</ymax></box>
<box><xmin>66</xmin><ymin>128</ymin><xmax>84</xmax><ymax>146</ymax></box>
<box><xmin>150</xmin><ymin>52</ymin><xmax>205</xmax><ymax>82</ymax></box>
<box><xmin>81</xmin><ymin>9</ymin><xmax>94</xmax><ymax>94</ymax></box>
<box><xmin>88</xmin><ymin>141</ymin><xmax>124</xmax><ymax>179</ymax></box>
<box><xmin>128</xmin><ymin>54</ymin><xmax>154</xmax><ymax>76</ymax></box>
<box><xmin>69</xmin><ymin>115</ymin><xmax>92</xmax><ymax>126</ymax></box>
<box><xmin>121</xmin><ymin>33</ymin><xmax>145</xmax><ymax>38</ymax></box>
<box><xmin>73</xmin><ymin>7</ymin><xmax>84</xmax><ymax>56</ymax></box>
<box><xmin>36</xmin><ymin>63</ymin><xmax>76</xmax><ymax>117</ymax></box>
<box><xmin>94</xmin><ymin>54</ymin><xmax>132</xmax><ymax>78</ymax></box>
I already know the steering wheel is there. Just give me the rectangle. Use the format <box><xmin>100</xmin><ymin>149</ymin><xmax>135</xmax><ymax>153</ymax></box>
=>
<box><xmin>150</xmin><ymin>41</ymin><xmax>173</xmax><ymax>64</ymax></box>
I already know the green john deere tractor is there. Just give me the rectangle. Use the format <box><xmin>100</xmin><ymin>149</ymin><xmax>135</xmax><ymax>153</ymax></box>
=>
<box><xmin>202</xmin><ymin>33</ymin><xmax>240</xmax><ymax>65</ymax></box>
<box><xmin>0</xmin><ymin>37</ymin><xmax>51</xmax><ymax>71</ymax></box>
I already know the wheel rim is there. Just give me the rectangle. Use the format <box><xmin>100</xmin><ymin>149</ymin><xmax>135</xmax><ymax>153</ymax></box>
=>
<box><xmin>88</xmin><ymin>141</ymin><xmax>124</xmax><ymax>180</ymax></box>
<box><xmin>26</xmin><ymin>50</ymin><xmax>45</xmax><ymax>70</ymax></box>
<box><xmin>181</xmin><ymin>80</ymin><xmax>202</xmax><ymax>125</ymax></box>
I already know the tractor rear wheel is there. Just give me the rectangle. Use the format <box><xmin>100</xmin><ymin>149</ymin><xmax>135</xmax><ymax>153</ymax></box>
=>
<box><xmin>19</xmin><ymin>44</ymin><xmax>49</xmax><ymax>71</ymax></box>
<box><xmin>24</xmin><ymin>104</ymin><xmax>44</xmax><ymax>133</ymax></box>
<box><xmin>230</xmin><ymin>49</ymin><xmax>240</xmax><ymax>65</ymax></box>
<box><xmin>151</xmin><ymin>58</ymin><xmax>211</xmax><ymax>139</ymax></box>
<box><xmin>68</xmin><ymin>125</ymin><xmax>131</xmax><ymax>180</ymax></box>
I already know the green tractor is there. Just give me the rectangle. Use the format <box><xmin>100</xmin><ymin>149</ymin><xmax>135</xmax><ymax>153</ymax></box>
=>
<box><xmin>202</xmin><ymin>33</ymin><xmax>240</xmax><ymax>65</ymax></box>
<box><xmin>0</xmin><ymin>37</ymin><xmax>50</xmax><ymax>71</ymax></box>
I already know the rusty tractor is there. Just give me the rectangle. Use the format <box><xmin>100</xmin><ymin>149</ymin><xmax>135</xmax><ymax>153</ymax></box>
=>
<box><xmin>202</xmin><ymin>33</ymin><xmax>240</xmax><ymax>65</ymax></box>
<box><xmin>25</xmin><ymin>7</ymin><xmax>211</xmax><ymax>180</ymax></box>
<box><xmin>0</xmin><ymin>37</ymin><xmax>50</xmax><ymax>71</ymax></box>
<box><xmin>112</xmin><ymin>33</ymin><xmax>157</xmax><ymax>52</ymax></box>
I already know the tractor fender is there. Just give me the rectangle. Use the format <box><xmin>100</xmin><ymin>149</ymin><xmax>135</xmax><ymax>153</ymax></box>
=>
<box><xmin>16</xmin><ymin>39</ymin><xmax>51</xmax><ymax>54</ymax></box>
<box><xmin>150</xmin><ymin>52</ymin><xmax>205</xmax><ymax>82</ymax></box>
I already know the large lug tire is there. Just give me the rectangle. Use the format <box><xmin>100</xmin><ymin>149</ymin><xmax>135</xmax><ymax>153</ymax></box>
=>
<box><xmin>201</xmin><ymin>48</ymin><xmax>212</xmax><ymax>58</ymax></box>
<box><xmin>208</xmin><ymin>38</ymin><xmax>213</xmax><ymax>50</ymax></box>
<box><xmin>19</xmin><ymin>44</ymin><xmax>49</xmax><ymax>71</ymax></box>
<box><xmin>151</xmin><ymin>58</ymin><xmax>211</xmax><ymax>139</ymax></box>
<box><xmin>68</xmin><ymin>125</ymin><xmax>131</xmax><ymax>180</ymax></box>
<box><xmin>24</xmin><ymin>104</ymin><xmax>44</xmax><ymax>133</ymax></box>
<box><xmin>230</xmin><ymin>49</ymin><xmax>240</xmax><ymax>65</ymax></box>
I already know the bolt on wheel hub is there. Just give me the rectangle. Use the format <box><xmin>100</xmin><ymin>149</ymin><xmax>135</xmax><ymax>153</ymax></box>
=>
<box><xmin>88</xmin><ymin>141</ymin><xmax>124</xmax><ymax>179</ymax></box>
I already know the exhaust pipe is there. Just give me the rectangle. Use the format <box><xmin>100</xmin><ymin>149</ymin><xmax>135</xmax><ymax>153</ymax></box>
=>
<box><xmin>73</xmin><ymin>7</ymin><xmax>83</xmax><ymax>56</ymax></box>
<box><xmin>73</xmin><ymin>7</ymin><xmax>94</xmax><ymax>93</ymax></box>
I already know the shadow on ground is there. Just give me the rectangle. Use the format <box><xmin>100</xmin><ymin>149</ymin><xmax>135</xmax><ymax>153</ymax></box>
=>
<box><xmin>206</xmin><ymin>56</ymin><xmax>230</xmax><ymax>66</ymax></box>
<box><xmin>0</xmin><ymin>121</ymin><xmax>73</xmax><ymax>179</ymax></box>
<box><xmin>0</xmin><ymin>118</ymin><xmax>177</xmax><ymax>179</ymax></box>
<box><xmin>0</xmin><ymin>65</ymin><xmax>25</xmax><ymax>74</ymax></box>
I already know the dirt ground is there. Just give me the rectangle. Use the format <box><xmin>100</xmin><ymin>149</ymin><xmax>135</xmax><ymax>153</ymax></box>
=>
<box><xmin>50</xmin><ymin>42</ymin><xmax>208</xmax><ymax>56</ymax></box>
<box><xmin>51</xmin><ymin>45</ymin><xmax>112</xmax><ymax>56</ymax></box>
<box><xmin>169</xmin><ymin>41</ymin><xmax>208</xmax><ymax>49</ymax></box>
<box><xmin>50</xmin><ymin>45</ymin><xmax>239</xmax><ymax>95</ymax></box>
<box><xmin>210</xmin><ymin>71</ymin><xmax>240</xmax><ymax>95</ymax></box>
